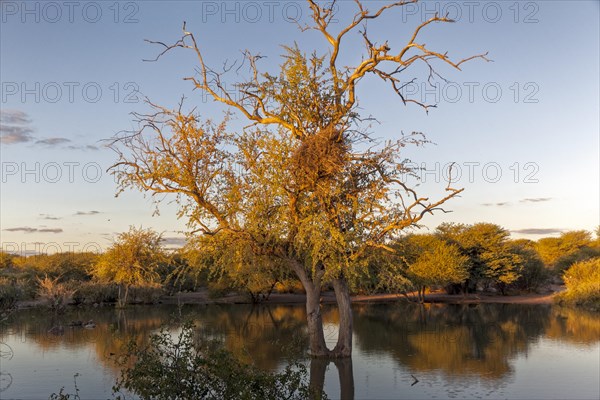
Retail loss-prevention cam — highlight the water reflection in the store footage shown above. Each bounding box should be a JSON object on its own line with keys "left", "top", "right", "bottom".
{"left": 352, "top": 303, "right": 553, "bottom": 379}
{"left": 0, "top": 303, "right": 598, "bottom": 399}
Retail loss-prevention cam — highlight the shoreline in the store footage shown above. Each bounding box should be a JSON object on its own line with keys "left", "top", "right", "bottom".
{"left": 13, "top": 286, "right": 564, "bottom": 309}
{"left": 160, "top": 287, "right": 562, "bottom": 306}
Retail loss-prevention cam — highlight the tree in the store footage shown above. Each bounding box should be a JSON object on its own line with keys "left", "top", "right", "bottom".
{"left": 508, "top": 240, "right": 547, "bottom": 292}
{"left": 536, "top": 230, "right": 600, "bottom": 273}
{"left": 437, "top": 223, "right": 522, "bottom": 294}
{"left": 110, "top": 1, "right": 487, "bottom": 357}
{"left": 93, "top": 227, "right": 166, "bottom": 307}
{"left": 404, "top": 235, "right": 469, "bottom": 302}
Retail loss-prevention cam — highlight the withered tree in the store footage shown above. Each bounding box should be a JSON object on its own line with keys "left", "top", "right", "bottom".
{"left": 110, "top": 0, "right": 488, "bottom": 358}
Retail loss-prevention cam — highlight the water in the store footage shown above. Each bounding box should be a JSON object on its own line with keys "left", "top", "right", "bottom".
{"left": 0, "top": 303, "right": 598, "bottom": 399}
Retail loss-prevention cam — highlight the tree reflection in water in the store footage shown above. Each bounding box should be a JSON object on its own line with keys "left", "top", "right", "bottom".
{"left": 0, "top": 303, "right": 598, "bottom": 398}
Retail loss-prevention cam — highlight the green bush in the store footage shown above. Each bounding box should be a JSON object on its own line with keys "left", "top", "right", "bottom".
{"left": 51, "top": 323, "right": 322, "bottom": 400}
{"left": 0, "top": 278, "right": 21, "bottom": 310}
{"left": 557, "top": 257, "right": 600, "bottom": 311}
{"left": 112, "top": 322, "right": 322, "bottom": 400}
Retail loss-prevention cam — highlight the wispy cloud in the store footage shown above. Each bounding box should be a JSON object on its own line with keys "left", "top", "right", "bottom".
{"left": 0, "top": 110, "right": 35, "bottom": 144}
{"left": 0, "top": 109, "right": 31, "bottom": 125}
{"left": 162, "top": 236, "right": 187, "bottom": 247}
{"left": 520, "top": 198, "right": 552, "bottom": 203}
{"left": 39, "top": 214, "right": 62, "bottom": 220}
{"left": 482, "top": 202, "right": 511, "bottom": 207}
{"left": 4, "top": 227, "right": 38, "bottom": 233}
{"left": 39, "top": 228, "right": 63, "bottom": 233}
{"left": 66, "top": 144, "right": 100, "bottom": 151}
{"left": 0, "top": 124, "right": 35, "bottom": 144}
{"left": 74, "top": 210, "right": 101, "bottom": 216}
{"left": 512, "top": 228, "right": 563, "bottom": 235}
{"left": 36, "top": 137, "right": 72, "bottom": 146}
{"left": 3, "top": 226, "right": 63, "bottom": 234}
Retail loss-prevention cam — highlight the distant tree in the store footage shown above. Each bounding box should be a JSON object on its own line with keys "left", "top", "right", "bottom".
{"left": 536, "top": 230, "right": 599, "bottom": 273}
{"left": 508, "top": 241, "right": 547, "bottom": 292}
{"left": 437, "top": 223, "right": 522, "bottom": 294}
{"left": 93, "top": 227, "right": 166, "bottom": 307}
{"left": 404, "top": 235, "right": 469, "bottom": 302}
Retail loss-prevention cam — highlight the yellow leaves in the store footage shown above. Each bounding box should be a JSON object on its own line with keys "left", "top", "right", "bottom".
{"left": 92, "top": 226, "right": 165, "bottom": 286}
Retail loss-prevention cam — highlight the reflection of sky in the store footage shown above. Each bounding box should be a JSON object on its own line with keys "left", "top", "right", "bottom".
{"left": 1, "top": 339, "right": 116, "bottom": 399}
{"left": 345, "top": 339, "right": 600, "bottom": 399}
{"left": 508, "top": 340, "right": 600, "bottom": 400}
{"left": 1, "top": 1, "right": 599, "bottom": 252}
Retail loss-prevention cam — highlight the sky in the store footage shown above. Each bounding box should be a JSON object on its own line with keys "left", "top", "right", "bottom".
{"left": 1, "top": 0, "right": 598, "bottom": 255}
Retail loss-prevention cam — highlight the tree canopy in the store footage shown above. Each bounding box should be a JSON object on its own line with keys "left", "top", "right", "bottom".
{"left": 109, "top": 0, "right": 488, "bottom": 357}
{"left": 93, "top": 226, "right": 166, "bottom": 306}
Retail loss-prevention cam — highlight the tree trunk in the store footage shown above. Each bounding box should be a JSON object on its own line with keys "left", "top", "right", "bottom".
{"left": 331, "top": 276, "right": 353, "bottom": 358}
{"left": 117, "top": 284, "right": 129, "bottom": 308}
{"left": 289, "top": 259, "right": 330, "bottom": 357}
{"left": 305, "top": 283, "right": 330, "bottom": 357}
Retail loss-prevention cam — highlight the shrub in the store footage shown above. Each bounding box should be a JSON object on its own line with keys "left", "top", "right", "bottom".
{"left": 207, "top": 281, "right": 231, "bottom": 299}
{"left": 36, "top": 275, "right": 76, "bottom": 310}
{"left": 0, "top": 277, "right": 21, "bottom": 311}
{"left": 112, "top": 322, "right": 321, "bottom": 400}
{"left": 557, "top": 258, "right": 600, "bottom": 311}
{"left": 129, "top": 284, "right": 164, "bottom": 304}
{"left": 70, "top": 282, "right": 119, "bottom": 305}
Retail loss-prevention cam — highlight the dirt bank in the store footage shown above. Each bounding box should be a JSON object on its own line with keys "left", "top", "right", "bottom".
{"left": 161, "top": 286, "right": 564, "bottom": 306}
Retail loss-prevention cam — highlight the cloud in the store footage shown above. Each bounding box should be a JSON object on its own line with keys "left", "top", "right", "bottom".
{"left": 0, "top": 109, "right": 31, "bottom": 124}
{"left": 3, "top": 226, "right": 63, "bottom": 234}
{"left": 482, "top": 202, "right": 510, "bottom": 207}
{"left": 0, "top": 124, "right": 35, "bottom": 144}
{"left": 511, "top": 228, "right": 563, "bottom": 235}
{"left": 66, "top": 144, "right": 100, "bottom": 151}
{"left": 38, "top": 228, "right": 63, "bottom": 233}
{"left": 520, "top": 197, "right": 552, "bottom": 203}
{"left": 36, "top": 137, "right": 72, "bottom": 146}
{"left": 39, "top": 214, "right": 62, "bottom": 220}
{"left": 74, "top": 211, "right": 101, "bottom": 216}
{"left": 0, "top": 110, "right": 35, "bottom": 144}
{"left": 162, "top": 236, "right": 187, "bottom": 247}
{"left": 4, "top": 227, "right": 38, "bottom": 233}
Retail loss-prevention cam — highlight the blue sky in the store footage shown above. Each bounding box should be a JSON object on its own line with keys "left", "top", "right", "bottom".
{"left": 1, "top": 0, "right": 598, "bottom": 254}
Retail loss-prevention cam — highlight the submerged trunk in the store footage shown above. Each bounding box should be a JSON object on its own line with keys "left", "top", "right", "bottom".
{"left": 290, "top": 259, "right": 330, "bottom": 357}
{"left": 289, "top": 259, "right": 353, "bottom": 358}
{"left": 331, "top": 276, "right": 353, "bottom": 358}
{"left": 305, "top": 283, "right": 330, "bottom": 357}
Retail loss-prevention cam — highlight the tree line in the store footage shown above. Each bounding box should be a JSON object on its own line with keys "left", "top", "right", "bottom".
{"left": 1, "top": 224, "right": 598, "bottom": 311}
